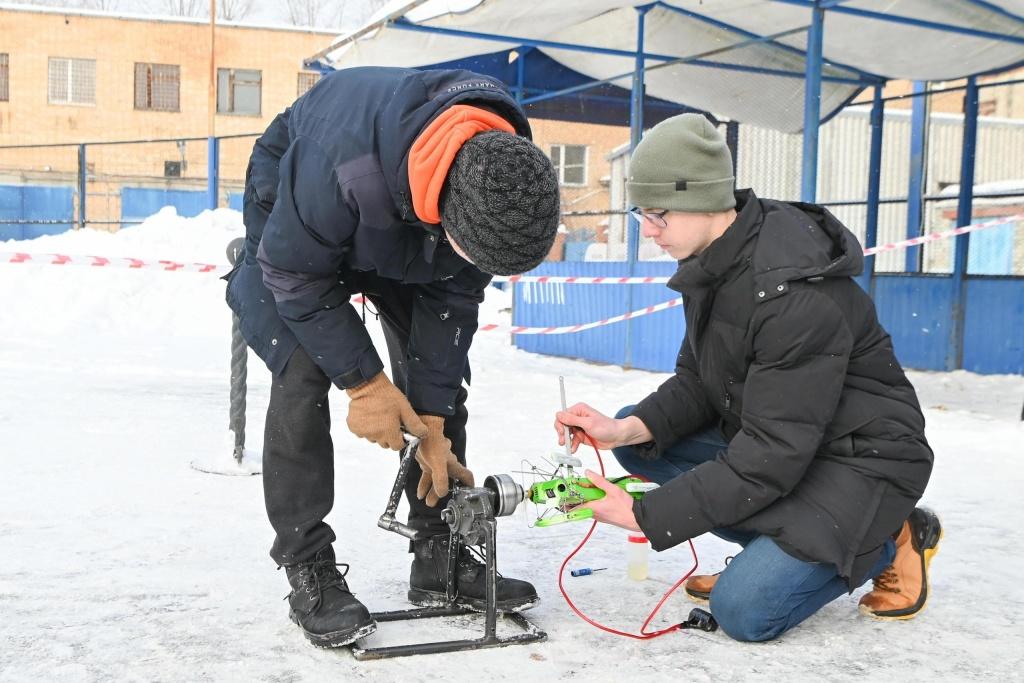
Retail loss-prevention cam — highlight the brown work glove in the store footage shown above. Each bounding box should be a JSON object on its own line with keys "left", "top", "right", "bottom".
{"left": 415, "top": 415, "right": 475, "bottom": 507}
{"left": 345, "top": 372, "right": 428, "bottom": 450}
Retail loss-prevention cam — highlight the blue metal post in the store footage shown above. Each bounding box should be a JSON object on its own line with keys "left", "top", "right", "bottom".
{"left": 514, "top": 46, "right": 527, "bottom": 103}
{"left": 800, "top": 2, "right": 825, "bottom": 202}
{"left": 785, "top": 1, "right": 1024, "bottom": 45}
{"left": 905, "top": 81, "right": 928, "bottom": 273}
{"left": 77, "top": 144, "right": 86, "bottom": 230}
{"left": 725, "top": 121, "right": 740, "bottom": 181}
{"left": 207, "top": 136, "right": 220, "bottom": 210}
{"left": 864, "top": 84, "right": 885, "bottom": 292}
{"left": 950, "top": 76, "right": 978, "bottom": 370}
{"left": 626, "top": 5, "right": 649, "bottom": 268}
{"left": 625, "top": 4, "right": 650, "bottom": 370}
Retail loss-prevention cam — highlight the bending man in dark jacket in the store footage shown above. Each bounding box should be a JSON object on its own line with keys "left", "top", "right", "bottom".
{"left": 226, "top": 66, "right": 559, "bottom": 647}
{"left": 554, "top": 113, "right": 940, "bottom": 642}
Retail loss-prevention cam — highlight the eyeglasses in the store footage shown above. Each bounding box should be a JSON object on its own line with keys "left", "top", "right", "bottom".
{"left": 628, "top": 207, "right": 669, "bottom": 229}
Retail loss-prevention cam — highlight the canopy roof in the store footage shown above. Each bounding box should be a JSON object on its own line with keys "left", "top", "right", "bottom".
{"left": 308, "top": 0, "right": 1024, "bottom": 132}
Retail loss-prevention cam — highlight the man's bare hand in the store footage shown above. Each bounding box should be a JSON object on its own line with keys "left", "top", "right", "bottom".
{"left": 553, "top": 403, "right": 653, "bottom": 452}
{"left": 553, "top": 403, "right": 620, "bottom": 452}
{"left": 573, "top": 469, "right": 641, "bottom": 532}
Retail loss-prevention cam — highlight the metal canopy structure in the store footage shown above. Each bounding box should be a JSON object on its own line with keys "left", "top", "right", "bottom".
{"left": 307, "top": 0, "right": 1023, "bottom": 250}
{"left": 309, "top": 1, "right": 1023, "bottom": 175}
{"left": 304, "top": 0, "right": 1024, "bottom": 374}
{"left": 412, "top": 47, "right": 711, "bottom": 128}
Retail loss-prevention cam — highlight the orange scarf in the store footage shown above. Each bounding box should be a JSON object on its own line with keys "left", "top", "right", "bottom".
{"left": 408, "top": 104, "right": 516, "bottom": 224}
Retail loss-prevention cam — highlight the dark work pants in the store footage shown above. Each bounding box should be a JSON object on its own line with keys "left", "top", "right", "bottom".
{"left": 263, "top": 272, "right": 469, "bottom": 567}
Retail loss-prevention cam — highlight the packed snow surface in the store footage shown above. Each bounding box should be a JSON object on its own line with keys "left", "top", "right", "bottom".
{"left": 1, "top": 208, "right": 1022, "bottom": 681}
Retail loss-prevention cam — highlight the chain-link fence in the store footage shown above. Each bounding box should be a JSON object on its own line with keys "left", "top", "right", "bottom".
{"left": 892, "top": 80, "right": 1024, "bottom": 276}
{"left": 739, "top": 80, "right": 1024, "bottom": 275}
{"left": 0, "top": 133, "right": 258, "bottom": 240}
{"left": 590, "top": 81, "right": 1023, "bottom": 274}
{"left": 1, "top": 81, "right": 1021, "bottom": 277}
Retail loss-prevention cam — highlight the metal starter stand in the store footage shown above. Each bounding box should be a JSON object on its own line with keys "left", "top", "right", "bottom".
{"left": 350, "top": 438, "right": 546, "bottom": 660}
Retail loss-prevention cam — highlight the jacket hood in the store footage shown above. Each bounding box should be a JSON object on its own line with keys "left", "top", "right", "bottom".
{"left": 752, "top": 197, "right": 864, "bottom": 302}
{"left": 669, "top": 190, "right": 864, "bottom": 301}
{"left": 375, "top": 69, "right": 531, "bottom": 222}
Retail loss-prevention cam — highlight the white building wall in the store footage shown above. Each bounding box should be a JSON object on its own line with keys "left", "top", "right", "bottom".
{"left": 608, "top": 108, "right": 1024, "bottom": 273}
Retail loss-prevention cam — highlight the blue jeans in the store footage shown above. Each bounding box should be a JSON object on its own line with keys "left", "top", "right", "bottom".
{"left": 611, "top": 406, "right": 897, "bottom": 642}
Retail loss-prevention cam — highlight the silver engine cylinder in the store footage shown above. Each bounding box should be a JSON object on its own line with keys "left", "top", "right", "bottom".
{"left": 483, "top": 474, "right": 525, "bottom": 517}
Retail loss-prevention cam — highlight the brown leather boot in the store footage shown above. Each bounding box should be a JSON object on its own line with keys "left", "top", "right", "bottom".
{"left": 859, "top": 508, "right": 942, "bottom": 620}
{"left": 684, "top": 557, "right": 732, "bottom": 603}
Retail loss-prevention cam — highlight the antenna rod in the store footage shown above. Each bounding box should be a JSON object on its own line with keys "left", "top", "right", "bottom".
{"left": 559, "top": 376, "right": 573, "bottom": 459}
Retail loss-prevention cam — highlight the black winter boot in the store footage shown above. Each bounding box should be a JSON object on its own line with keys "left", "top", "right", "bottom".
{"left": 409, "top": 535, "right": 539, "bottom": 612}
{"left": 284, "top": 546, "right": 376, "bottom": 647}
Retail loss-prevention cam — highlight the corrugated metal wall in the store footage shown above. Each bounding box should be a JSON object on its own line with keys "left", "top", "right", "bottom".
{"left": 120, "top": 187, "right": 208, "bottom": 226}
{"left": 962, "top": 278, "right": 1024, "bottom": 374}
{"left": 514, "top": 266, "right": 1024, "bottom": 374}
{"left": 117, "top": 187, "right": 244, "bottom": 226}
{"left": 0, "top": 184, "right": 74, "bottom": 241}
{"left": 513, "top": 261, "right": 681, "bottom": 371}
{"left": 871, "top": 275, "right": 954, "bottom": 370}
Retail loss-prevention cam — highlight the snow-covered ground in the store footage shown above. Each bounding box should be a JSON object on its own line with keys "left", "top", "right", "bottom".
{"left": 1, "top": 209, "right": 1022, "bottom": 682}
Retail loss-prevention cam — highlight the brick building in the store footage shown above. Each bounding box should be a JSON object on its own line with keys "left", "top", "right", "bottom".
{"left": 0, "top": 4, "right": 341, "bottom": 232}
{"left": 1, "top": 3, "right": 1019, "bottom": 256}
{"left": 0, "top": 3, "right": 629, "bottom": 247}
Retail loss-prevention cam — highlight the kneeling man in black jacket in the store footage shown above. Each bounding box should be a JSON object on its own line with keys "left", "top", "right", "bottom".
{"left": 554, "top": 113, "right": 940, "bottom": 642}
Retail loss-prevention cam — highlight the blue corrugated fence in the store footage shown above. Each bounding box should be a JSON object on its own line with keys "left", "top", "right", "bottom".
{"left": 512, "top": 263, "right": 1023, "bottom": 375}
{"left": 0, "top": 184, "right": 74, "bottom": 241}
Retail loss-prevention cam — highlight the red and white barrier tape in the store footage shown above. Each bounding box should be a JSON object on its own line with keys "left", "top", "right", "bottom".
{"left": 3, "top": 213, "right": 1019, "bottom": 336}
{"left": 479, "top": 298, "right": 683, "bottom": 335}
{"left": 864, "top": 212, "right": 1022, "bottom": 255}
{"left": 495, "top": 274, "right": 668, "bottom": 285}
{"left": 3, "top": 213, "right": 1019, "bottom": 279}
{"left": 0, "top": 252, "right": 226, "bottom": 273}
{"left": 492, "top": 213, "right": 1024, "bottom": 284}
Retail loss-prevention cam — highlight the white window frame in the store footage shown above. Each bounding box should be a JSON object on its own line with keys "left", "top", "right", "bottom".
{"left": 550, "top": 143, "right": 588, "bottom": 187}
{"left": 217, "top": 67, "right": 262, "bottom": 116}
{"left": 48, "top": 57, "right": 96, "bottom": 106}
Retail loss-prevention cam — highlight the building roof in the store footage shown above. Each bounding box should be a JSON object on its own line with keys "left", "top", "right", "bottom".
{"left": 0, "top": 2, "right": 344, "bottom": 35}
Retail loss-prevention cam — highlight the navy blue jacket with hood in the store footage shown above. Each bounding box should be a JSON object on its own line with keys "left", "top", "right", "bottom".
{"left": 225, "top": 67, "right": 531, "bottom": 415}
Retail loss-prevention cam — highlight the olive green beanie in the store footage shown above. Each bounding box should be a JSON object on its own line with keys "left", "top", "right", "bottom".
{"left": 626, "top": 113, "right": 736, "bottom": 213}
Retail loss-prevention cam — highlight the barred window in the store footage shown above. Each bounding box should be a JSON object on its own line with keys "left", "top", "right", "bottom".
{"left": 135, "top": 63, "right": 180, "bottom": 112}
{"left": 297, "top": 71, "right": 320, "bottom": 98}
{"left": 48, "top": 57, "right": 96, "bottom": 105}
{"left": 550, "top": 144, "right": 587, "bottom": 186}
{"left": 0, "top": 54, "right": 8, "bottom": 102}
{"left": 217, "top": 67, "right": 261, "bottom": 115}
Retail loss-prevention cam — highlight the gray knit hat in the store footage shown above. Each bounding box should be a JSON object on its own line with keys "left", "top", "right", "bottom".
{"left": 626, "top": 113, "right": 736, "bottom": 212}
{"left": 441, "top": 131, "right": 560, "bottom": 276}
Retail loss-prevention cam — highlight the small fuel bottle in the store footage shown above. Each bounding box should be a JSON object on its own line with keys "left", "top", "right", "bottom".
{"left": 627, "top": 534, "right": 650, "bottom": 581}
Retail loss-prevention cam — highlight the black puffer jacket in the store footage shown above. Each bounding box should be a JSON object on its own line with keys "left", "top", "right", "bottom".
{"left": 631, "top": 190, "right": 933, "bottom": 585}
{"left": 224, "top": 67, "right": 531, "bottom": 414}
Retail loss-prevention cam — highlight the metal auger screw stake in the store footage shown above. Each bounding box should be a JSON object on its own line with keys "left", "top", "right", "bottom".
{"left": 226, "top": 237, "right": 247, "bottom": 464}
